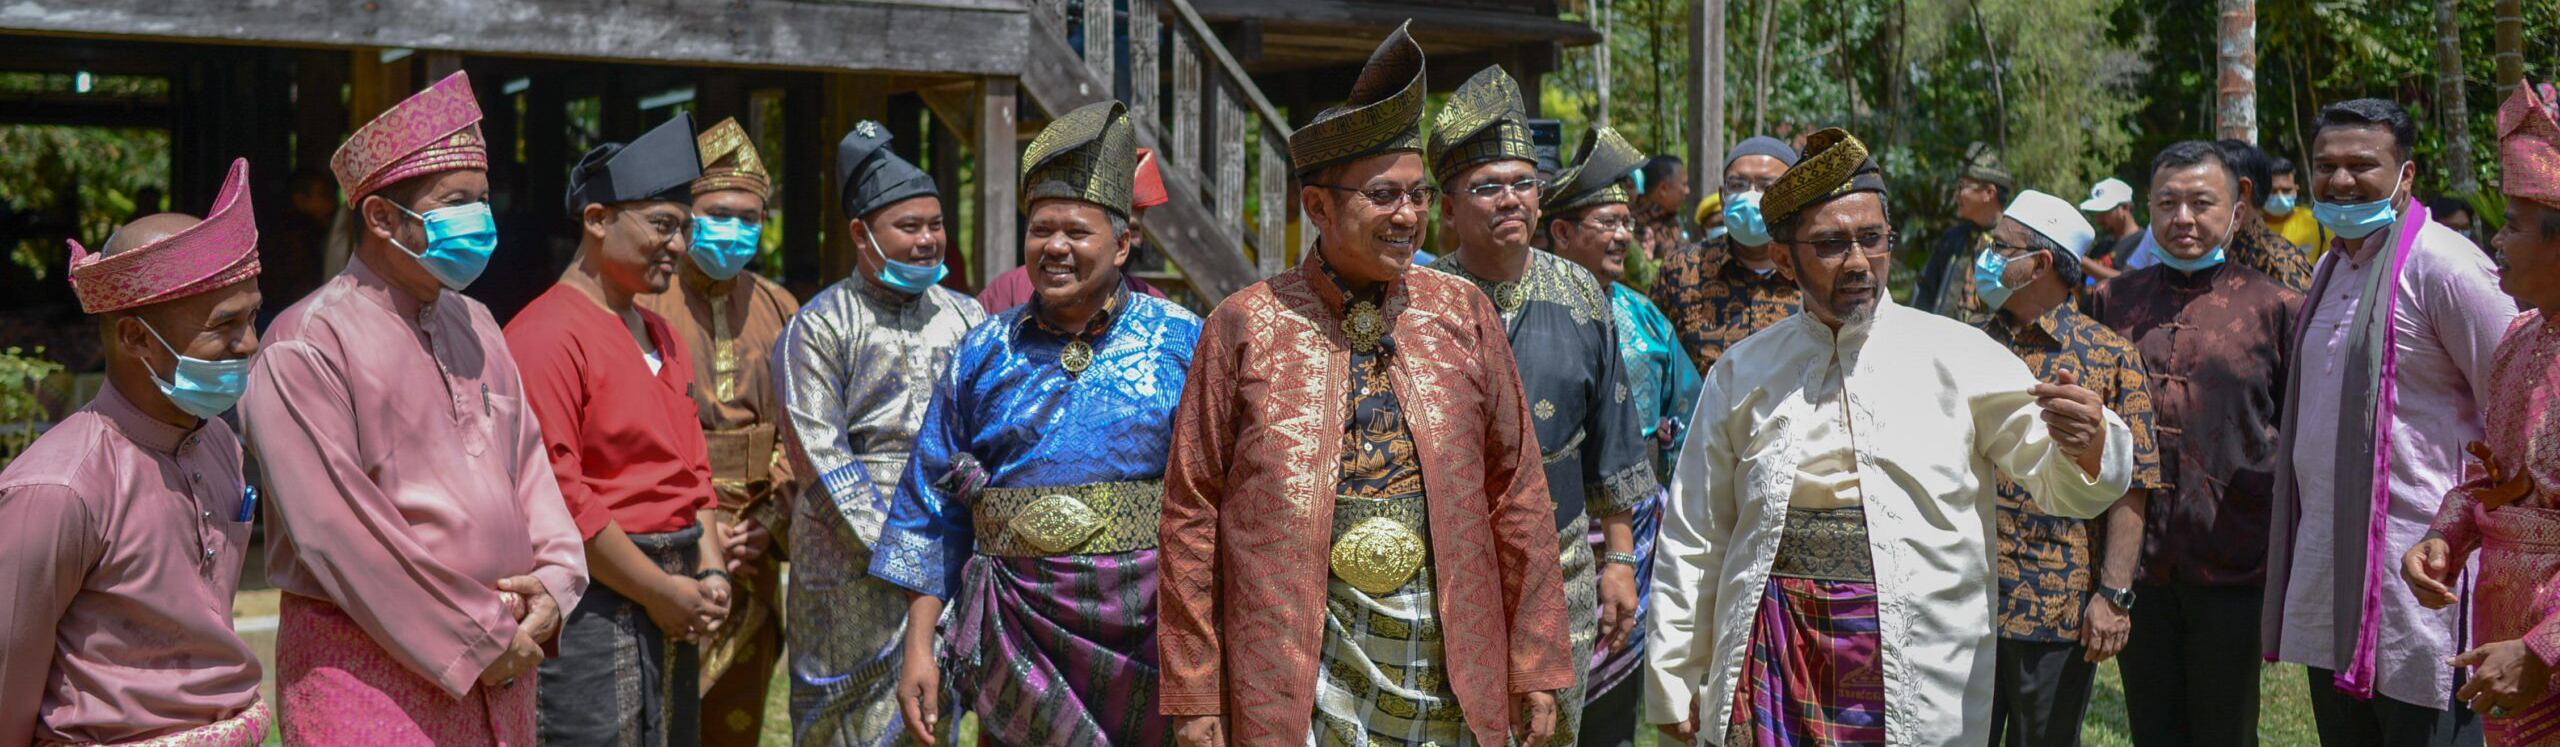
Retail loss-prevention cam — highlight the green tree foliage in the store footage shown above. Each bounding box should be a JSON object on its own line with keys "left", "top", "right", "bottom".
{"left": 0, "top": 73, "right": 172, "bottom": 281}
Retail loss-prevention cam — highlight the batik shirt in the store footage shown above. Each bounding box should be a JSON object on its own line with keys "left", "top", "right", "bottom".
{"left": 1932, "top": 231, "right": 1995, "bottom": 327}
{"left": 1609, "top": 283, "right": 1703, "bottom": 469}
{"left": 1647, "top": 237, "right": 1801, "bottom": 375}
{"left": 2228, "top": 221, "right": 2315, "bottom": 293}
{"left": 1428, "top": 250, "right": 1658, "bottom": 525}
{"left": 1980, "top": 304, "right": 2165, "bottom": 643}
{"left": 870, "top": 289, "right": 1200, "bottom": 598}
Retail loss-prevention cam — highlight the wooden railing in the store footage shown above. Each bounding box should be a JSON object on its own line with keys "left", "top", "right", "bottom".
{"left": 1021, "top": 0, "right": 1294, "bottom": 302}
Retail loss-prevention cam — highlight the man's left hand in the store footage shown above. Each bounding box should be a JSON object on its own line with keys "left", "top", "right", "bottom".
{"left": 2453, "top": 639, "right": 2553, "bottom": 718}
{"left": 2031, "top": 369, "right": 2107, "bottom": 459}
{"left": 2081, "top": 594, "right": 2130, "bottom": 662}
{"left": 1598, "top": 563, "right": 1640, "bottom": 652}
{"left": 1512, "top": 690, "right": 1557, "bottom": 746}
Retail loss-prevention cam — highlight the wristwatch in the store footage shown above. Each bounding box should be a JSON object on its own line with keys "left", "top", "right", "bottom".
{"left": 2096, "top": 586, "right": 2137, "bottom": 611}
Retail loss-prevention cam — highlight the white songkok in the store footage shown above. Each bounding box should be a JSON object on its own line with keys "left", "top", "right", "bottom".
{"left": 2004, "top": 189, "right": 2097, "bottom": 259}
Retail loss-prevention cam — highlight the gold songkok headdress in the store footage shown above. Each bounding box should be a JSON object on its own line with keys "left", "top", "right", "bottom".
{"left": 1022, "top": 100, "right": 1139, "bottom": 218}
{"left": 1763, "top": 128, "right": 1886, "bottom": 226}
{"left": 1430, "top": 65, "right": 1534, "bottom": 185}
{"left": 692, "top": 117, "right": 771, "bottom": 200}
{"left": 1542, "top": 127, "right": 1646, "bottom": 215}
{"left": 1289, "top": 20, "right": 1427, "bottom": 179}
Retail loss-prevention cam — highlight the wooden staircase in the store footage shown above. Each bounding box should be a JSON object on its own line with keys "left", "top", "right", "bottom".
{"left": 1010, "top": 0, "right": 1295, "bottom": 304}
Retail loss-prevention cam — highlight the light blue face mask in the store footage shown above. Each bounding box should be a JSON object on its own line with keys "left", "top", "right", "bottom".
{"left": 138, "top": 319, "right": 249, "bottom": 419}
{"left": 1704, "top": 225, "right": 1729, "bottom": 242}
{"left": 2159, "top": 245, "right": 2227, "bottom": 272}
{"left": 391, "top": 201, "right": 498, "bottom": 289}
{"left": 1973, "top": 247, "right": 2021, "bottom": 310}
{"left": 1723, "top": 190, "right": 1772, "bottom": 246}
{"left": 688, "top": 215, "right": 763, "bottom": 280}
{"left": 2311, "top": 176, "right": 2405, "bottom": 240}
{"left": 2263, "top": 193, "right": 2297, "bottom": 217}
{"left": 864, "top": 223, "right": 948, "bottom": 295}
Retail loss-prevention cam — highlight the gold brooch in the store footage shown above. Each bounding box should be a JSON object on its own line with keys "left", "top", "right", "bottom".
{"left": 1343, "top": 301, "right": 1386, "bottom": 353}
{"left": 1493, "top": 282, "right": 1524, "bottom": 312}
{"left": 1331, "top": 516, "right": 1428, "bottom": 595}
{"left": 1010, "top": 493, "right": 1104, "bottom": 554}
{"left": 1061, "top": 340, "right": 1094, "bottom": 375}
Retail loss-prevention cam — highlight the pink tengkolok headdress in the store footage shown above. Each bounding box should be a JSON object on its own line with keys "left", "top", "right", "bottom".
{"left": 331, "top": 71, "right": 487, "bottom": 207}
{"left": 67, "top": 157, "right": 261, "bottom": 313}
{"left": 2498, "top": 79, "right": 2560, "bottom": 209}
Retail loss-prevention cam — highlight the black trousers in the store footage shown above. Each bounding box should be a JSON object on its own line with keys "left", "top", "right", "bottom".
{"left": 1576, "top": 670, "right": 1643, "bottom": 747}
{"left": 1991, "top": 637, "right": 2097, "bottom": 747}
{"left": 2305, "top": 666, "right": 2484, "bottom": 747}
{"left": 2118, "top": 582, "right": 2263, "bottom": 747}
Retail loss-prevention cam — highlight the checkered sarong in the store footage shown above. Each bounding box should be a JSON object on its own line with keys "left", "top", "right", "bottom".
{"left": 1310, "top": 495, "right": 1473, "bottom": 747}
{"left": 1724, "top": 578, "right": 1887, "bottom": 746}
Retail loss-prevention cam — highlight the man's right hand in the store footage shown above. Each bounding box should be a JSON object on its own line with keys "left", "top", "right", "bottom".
{"left": 1656, "top": 698, "right": 1701, "bottom": 744}
{"left": 2402, "top": 536, "right": 2461, "bottom": 609}
{"left": 642, "top": 575, "right": 713, "bottom": 642}
{"left": 1173, "top": 715, "right": 1225, "bottom": 747}
{"left": 896, "top": 644, "right": 943, "bottom": 745}
{"left": 476, "top": 626, "right": 545, "bottom": 689}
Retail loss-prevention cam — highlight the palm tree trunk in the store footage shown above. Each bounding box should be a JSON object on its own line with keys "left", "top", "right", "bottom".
{"left": 1751, "top": 0, "right": 1776, "bottom": 134}
{"left": 2437, "top": 0, "right": 2479, "bottom": 195}
{"left": 2216, "top": 0, "right": 2257, "bottom": 143}
{"left": 2495, "top": 0, "right": 2524, "bottom": 98}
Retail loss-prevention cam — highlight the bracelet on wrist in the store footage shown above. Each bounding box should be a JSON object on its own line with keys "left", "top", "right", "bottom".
{"left": 1604, "top": 551, "right": 1642, "bottom": 568}
{"left": 694, "top": 569, "right": 729, "bottom": 582}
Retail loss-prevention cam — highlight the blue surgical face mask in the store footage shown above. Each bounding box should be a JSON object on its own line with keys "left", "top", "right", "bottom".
{"left": 864, "top": 222, "right": 948, "bottom": 295}
{"left": 2158, "top": 212, "right": 2236, "bottom": 273}
{"left": 1704, "top": 225, "right": 1729, "bottom": 242}
{"left": 1723, "top": 190, "right": 1772, "bottom": 246}
{"left": 391, "top": 201, "right": 498, "bottom": 289}
{"left": 688, "top": 216, "right": 763, "bottom": 280}
{"left": 2263, "top": 193, "right": 2297, "bottom": 217}
{"left": 2310, "top": 174, "right": 2406, "bottom": 240}
{"left": 1973, "top": 247, "right": 2021, "bottom": 310}
{"left": 138, "top": 319, "right": 249, "bottom": 419}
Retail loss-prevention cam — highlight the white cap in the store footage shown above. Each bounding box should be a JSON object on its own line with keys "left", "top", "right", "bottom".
{"left": 2078, "top": 178, "right": 2134, "bottom": 212}
{"left": 2005, "top": 189, "right": 2098, "bottom": 259}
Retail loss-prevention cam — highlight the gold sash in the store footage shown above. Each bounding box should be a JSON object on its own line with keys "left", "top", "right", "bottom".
{"left": 972, "top": 480, "right": 1163, "bottom": 556}
{"left": 1769, "top": 507, "right": 1875, "bottom": 582}
{"left": 703, "top": 423, "right": 778, "bottom": 495}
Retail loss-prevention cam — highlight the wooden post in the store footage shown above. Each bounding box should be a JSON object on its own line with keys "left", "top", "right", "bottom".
{"left": 2216, "top": 0, "right": 2257, "bottom": 143}
{"left": 975, "top": 76, "right": 1020, "bottom": 289}
{"left": 1691, "top": 0, "right": 1723, "bottom": 193}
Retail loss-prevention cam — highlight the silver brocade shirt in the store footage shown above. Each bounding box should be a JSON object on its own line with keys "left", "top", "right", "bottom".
{"left": 774, "top": 277, "right": 986, "bottom": 554}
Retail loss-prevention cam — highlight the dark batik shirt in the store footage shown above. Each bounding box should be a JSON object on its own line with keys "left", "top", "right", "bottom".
{"left": 2089, "top": 262, "right": 2301, "bottom": 587}
{"left": 1981, "top": 303, "right": 2167, "bottom": 642}
{"left": 1647, "top": 237, "right": 1802, "bottom": 375}
{"left": 1428, "top": 250, "right": 1659, "bottom": 526}
{"left": 1933, "top": 230, "right": 1996, "bottom": 328}
{"left": 2228, "top": 221, "right": 2314, "bottom": 293}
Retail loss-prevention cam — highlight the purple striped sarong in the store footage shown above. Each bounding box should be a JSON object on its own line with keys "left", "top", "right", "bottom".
{"left": 1725, "top": 578, "right": 1887, "bottom": 747}
{"left": 943, "top": 550, "right": 1167, "bottom": 747}
{"left": 1585, "top": 492, "right": 1662, "bottom": 699}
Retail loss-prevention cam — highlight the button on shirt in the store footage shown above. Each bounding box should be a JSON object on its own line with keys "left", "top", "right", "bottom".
{"left": 0, "top": 384, "right": 261, "bottom": 747}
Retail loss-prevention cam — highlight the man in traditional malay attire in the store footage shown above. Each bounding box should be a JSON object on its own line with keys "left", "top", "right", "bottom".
{"left": 1643, "top": 128, "right": 2137, "bottom": 746}
{"left": 1158, "top": 23, "right": 1574, "bottom": 747}
{"left": 0, "top": 159, "right": 268, "bottom": 747}
{"left": 871, "top": 100, "right": 1197, "bottom": 747}
{"left": 634, "top": 116, "right": 799, "bottom": 747}
{"left": 1425, "top": 65, "right": 1660, "bottom": 743}
{"left": 508, "top": 112, "right": 729, "bottom": 747}
{"left": 2399, "top": 81, "right": 2560, "bottom": 744}
{"left": 1648, "top": 136, "right": 1802, "bottom": 375}
{"left": 1916, "top": 141, "right": 2012, "bottom": 320}
{"left": 2264, "top": 99, "right": 2518, "bottom": 747}
{"left": 1971, "top": 191, "right": 2164, "bottom": 746}
{"left": 775, "top": 119, "right": 986, "bottom": 747}
{"left": 244, "top": 71, "right": 588, "bottom": 746}
{"left": 973, "top": 146, "right": 1170, "bottom": 312}
{"left": 1543, "top": 135, "right": 1705, "bottom": 747}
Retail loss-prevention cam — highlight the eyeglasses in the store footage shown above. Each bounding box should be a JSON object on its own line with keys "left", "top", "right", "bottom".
{"left": 1784, "top": 231, "right": 1894, "bottom": 259}
{"left": 1985, "top": 239, "right": 2037, "bottom": 257}
{"left": 1463, "top": 178, "right": 1543, "bottom": 199}
{"left": 1318, "top": 184, "right": 1440, "bottom": 209}
{"left": 1580, "top": 216, "right": 1637, "bottom": 234}
{"left": 622, "top": 209, "right": 689, "bottom": 244}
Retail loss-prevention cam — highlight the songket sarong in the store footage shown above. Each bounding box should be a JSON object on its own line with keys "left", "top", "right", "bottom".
{"left": 1312, "top": 494, "right": 1475, "bottom": 747}
{"left": 699, "top": 498, "right": 785, "bottom": 746}
{"left": 280, "top": 594, "right": 536, "bottom": 746}
{"left": 1725, "top": 508, "right": 1886, "bottom": 747}
{"left": 1586, "top": 492, "right": 1662, "bottom": 698}
{"left": 2475, "top": 505, "right": 2560, "bottom": 745}
{"left": 1556, "top": 511, "right": 1598, "bottom": 743}
{"left": 788, "top": 466, "right": 917, "bottom": 747}
{"left": 538, "top": 525, "right": 702, "bottom": 747}
{"left": 44, "top": 701, "right": 273, "bottom": 747}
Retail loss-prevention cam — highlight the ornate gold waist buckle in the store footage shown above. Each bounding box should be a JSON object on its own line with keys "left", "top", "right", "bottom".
{"left": 973, "top": 480, "right": 1164, "bottom": 557}
{"left": 1330, "top": 495, "right": 1430, "bottom": 595}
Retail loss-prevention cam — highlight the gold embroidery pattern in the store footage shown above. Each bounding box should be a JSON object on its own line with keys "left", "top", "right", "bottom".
{"left": 1770, "top": 507, "right": 1877, "bottom": 582}
{"left": 972, "top": 480, "right": 1164, "bottom": 556}
{"left": 1330, "top": 496, "right": 1431, "bottom": 595}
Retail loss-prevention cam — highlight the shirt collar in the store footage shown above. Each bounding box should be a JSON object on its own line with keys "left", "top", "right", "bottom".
{"left": 345, "top": 254, "right": 436, "bottom": 321}
{"left": 1026, "top": 282, "right": 1132, "bottom": 343}
{"left": 91, "top": 380, "right": 194, "bottom": 455}
{"left": 1990, "top": 302, "right": 2073, "bottom": 348}
{"left": 1299, "top": 242, "right": 1406, "bottom": 315}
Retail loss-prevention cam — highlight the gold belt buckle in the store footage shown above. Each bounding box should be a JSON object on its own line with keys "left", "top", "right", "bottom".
{"left": 1010, "top": 493, "right": 1105, "bottom": 554}
{"left": 1330, "top": 516, "right": 1426, "bottom": 595}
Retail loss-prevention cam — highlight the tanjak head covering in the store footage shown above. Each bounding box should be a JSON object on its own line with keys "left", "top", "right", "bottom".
{"left": 1289, "top": 20, "right": 1427, "bottom": 180}
{"left": 1430, "top": 65, "right": 1535, "bottom": 185}
{"left": 69, "top": 158, "right": 261, "bottom": 313}
{"left": 1764, "top": 128, "right": 1887, "bottom": 227}
{"left": 837, "top": 120, "right": 939, "bottom": 220}
{"left": 566, "top": 111, "right": 704, "bottom": 218}
{"left": 1543, "top": 126, "right": 1647, "bottom": 215}
{"left": 1022, "top": 100, "right": 1139, "bottom": 219}
{"left": 1961, "top": 140, "right": 2015, "bottom": 190}
{"left": 2499, "top": 79, "right": 2560, "bottom": 210}
{"left": 692, "top": 116, "right": 772, "bottom": 201}
{"left": 332, "top": 71, "right": 487, "bottom": 208}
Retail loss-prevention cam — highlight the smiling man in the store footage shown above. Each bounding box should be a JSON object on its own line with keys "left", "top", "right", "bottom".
{"left": 1424, "top": 67, "right": 1659, "bottom": 745}
{"left": 1158, "top": 22, "right": 1573, "bottom": 747}
{"left": 0, "top": 160, "right": 268, "bottom": 747}
{"left": 872, "top": 101, "right": 1199, "bottom": 747}
{"left": 774, "top": 119, "right": 987, "bottom": 747}
{"left": 1644, "top": 128, "right": 2136, "bottom": 746}
{"left": 507, "top": 111, "right": 728, "bottom": 747}
{"left": 2263, "top": 99, "right": 2518, "bottom": 747}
